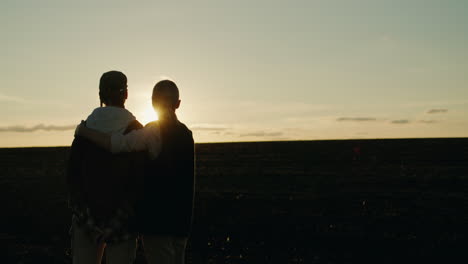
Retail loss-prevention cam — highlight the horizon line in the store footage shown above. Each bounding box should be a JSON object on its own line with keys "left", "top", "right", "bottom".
{"left": 1, "top": 136, "right": 467, "bottom": 149}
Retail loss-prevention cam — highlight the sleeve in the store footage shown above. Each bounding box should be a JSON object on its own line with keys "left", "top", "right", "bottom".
{"left": 110, "top": 122, "right": 162, "bottom": 160}
{"left": 67, "top": 136, "right": 86, "bottom": 207}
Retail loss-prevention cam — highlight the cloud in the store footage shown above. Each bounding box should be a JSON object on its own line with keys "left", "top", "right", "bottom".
{"left": 355, "top": 132, "right": 369, "bottom": 135}
{"left": 402, "top": 100, "right": 468, "bottom": 108}
{"left": 427, "top": 109, "right": 448, "bottom": 114}
{"left": 0, "top": 93, "right": 27, "bottom": 103}
{"left": 190, "top": 124, "right": 229, "bottom": 131}
{"left": 336, "top": 117, "right": 377, "bottom": 122}
{"left": 0, "top": 93, "right": 71, "bottom": 108}
{"left": 391, "top": 120, "right": 410, "bottom": 124}
{"left": 0, "top": 124, "right": 75, "bottom": 132}
{"left": 240, "top": 131, "right": 283, "bottom": 137}
{"left": 419, "top": 120, "right": 438, "bottom": 124}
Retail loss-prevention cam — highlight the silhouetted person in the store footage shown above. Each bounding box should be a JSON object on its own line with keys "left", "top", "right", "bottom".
{"left": 67, "top": 71, "right": 145, "bottom": 264}
{"left": 76, "top": 80, "right": 195, "bottom": 264}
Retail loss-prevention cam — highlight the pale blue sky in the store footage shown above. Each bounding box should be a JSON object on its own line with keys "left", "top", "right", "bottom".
{"left": 1, "top": 0, "right": 467, "bottom": 147}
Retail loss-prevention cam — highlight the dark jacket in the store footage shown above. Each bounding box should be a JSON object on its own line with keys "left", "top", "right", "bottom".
{"left": 136, "top": 120, "right": 195, "bottom": 237}
{"left": 67, "top": 120, "right": 145, "bottom": 228}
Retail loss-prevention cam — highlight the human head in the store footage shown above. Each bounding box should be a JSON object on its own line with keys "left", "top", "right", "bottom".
{"left": 99, "top": 71, "right": 128, "bottom": 107}
{"left": 152, "top": 80, "right": 181, "bottom": 116}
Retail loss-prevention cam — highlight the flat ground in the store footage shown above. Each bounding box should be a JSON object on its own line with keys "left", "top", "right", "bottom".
{"left": 1, "top": 138, "right": 467, "bottom": 263}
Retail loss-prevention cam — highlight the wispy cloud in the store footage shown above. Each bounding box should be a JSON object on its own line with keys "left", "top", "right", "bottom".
{"left": 391, "top": 120, "right": 410, "bottom": 124}
{"left": 190, "top": 124, "right": 229, "bottom": 131}
{"left": 240, "top": 131, "right": 283, "bottom": 137}
{"left": 0, "top": 93, "right": 27, "bottom": 103}
{"left": 0, "top": 124, "right": 75, "bottom": 132}
{"left": 336, "top": 117, "right": 377, "bottom": 122}
{"left": 353, "top": 133, "right": 369, "bottom": 138}
{"left": 427, "top": 109, "right": 448, "bottom": 114}
{"left": 419, "top": 120, "right": 438, "bottom": 124}
{"left": 0, "top": 92, "right": 71, "bottom": 108}
{"left": 402, "top": 100, "right": 468, "bottom": 108}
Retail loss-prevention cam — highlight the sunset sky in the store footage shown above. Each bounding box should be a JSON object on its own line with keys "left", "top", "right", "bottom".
{"left": 1, "top": 0, "right": 467, "bottom": 147}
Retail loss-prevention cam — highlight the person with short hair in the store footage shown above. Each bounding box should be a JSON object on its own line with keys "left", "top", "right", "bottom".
{"left": 76, "top": 80, "right": 195, "bottom": 264}
{"left": 68, "top": 71, "right": 145, "bottom": 264}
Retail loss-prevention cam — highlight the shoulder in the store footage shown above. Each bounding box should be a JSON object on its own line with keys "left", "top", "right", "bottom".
{"left": 89, "top": 107, "right": 103, "bottom": 115}
{"left": 177, "top": 121, "right": 191, "bottom": 133}
{"left": 124, "top": 120, "right": 144, "bottom": 134}
{"left": 87, "top": 106, "right": 110, "bottom": 118}
{"left": 144, "top": 121, "right": 162, "bottom": 132}
{"left": 177, "top": 121, "right": 194, "bottom": 142}
{"left": 145, "top": 121, "right": 159, "bottom": 128}
{"left": 85, "top": 107, "right": 102, "bottom": 121}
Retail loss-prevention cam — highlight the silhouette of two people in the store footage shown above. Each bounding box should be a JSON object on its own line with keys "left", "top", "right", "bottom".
{"left": 68, "top": 71, "right": 195, "bottom": 264}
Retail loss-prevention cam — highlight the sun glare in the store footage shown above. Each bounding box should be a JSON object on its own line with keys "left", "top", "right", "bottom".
{"left": 139, "top": 106, "right": 158, "bottom": 125}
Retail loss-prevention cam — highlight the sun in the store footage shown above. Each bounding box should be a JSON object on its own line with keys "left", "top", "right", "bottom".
{"left": 139, "top": 106, "right": 158, "bottom": 125}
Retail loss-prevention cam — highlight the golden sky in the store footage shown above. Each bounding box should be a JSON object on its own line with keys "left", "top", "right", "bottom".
{"left": 1, "top": 0, "right": 467, "bottom": 147}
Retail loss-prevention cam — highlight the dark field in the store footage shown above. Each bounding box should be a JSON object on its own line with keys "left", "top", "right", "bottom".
{"left": 1, "top": 138, "right": 467, "bottom": 263}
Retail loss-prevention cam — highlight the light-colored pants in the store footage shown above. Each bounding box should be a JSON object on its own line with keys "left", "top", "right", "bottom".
{"left": 142, "top": 235, "right": 188, "bottom": 264}
{"left": 71, "top": 221, "right": 137, "bottom": 264}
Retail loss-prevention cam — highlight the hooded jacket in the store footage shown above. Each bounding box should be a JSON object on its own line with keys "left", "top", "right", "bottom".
{"left": 67, "top": 106, "right": 145, "bottom": 243}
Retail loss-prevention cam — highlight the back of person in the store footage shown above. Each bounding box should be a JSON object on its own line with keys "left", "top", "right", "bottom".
{"left": 83, "top": 107, "right": 144, "bottom": 223}
{"left": 137, "top": 119, "right": 195, "bottom": 237}
{"left": 67, "top": 70, "right": 145, "bottom": 264}
{"left": 69, "top": 106, "right": 145, "bottom": 241}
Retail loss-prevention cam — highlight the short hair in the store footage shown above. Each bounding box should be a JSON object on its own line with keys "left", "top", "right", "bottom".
{"left": 99, "top": 71, "right": 127, "bottom": 106}
{"left": 152, "top": 80, "right": 179, "bottom": 106}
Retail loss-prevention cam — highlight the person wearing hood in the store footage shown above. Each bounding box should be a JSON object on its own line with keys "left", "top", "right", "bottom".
{"left": 67, "top": 71, "right": 145, "bottom": 264}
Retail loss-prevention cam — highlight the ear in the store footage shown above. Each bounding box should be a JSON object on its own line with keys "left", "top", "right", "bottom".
{"left": 175, "top": 99, "right": 181, "bottom": 109}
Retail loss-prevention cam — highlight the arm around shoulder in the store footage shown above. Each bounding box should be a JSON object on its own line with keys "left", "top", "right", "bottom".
{"left": 110, "top": 122, "right": 162, "bottom": 159}
{"left": 76, "top": 122, "right": 112, "bottom": 151}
